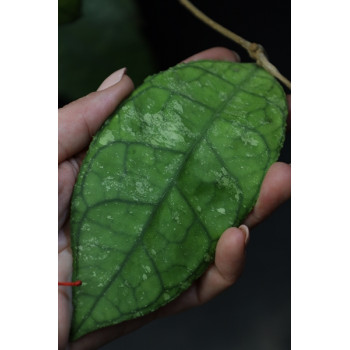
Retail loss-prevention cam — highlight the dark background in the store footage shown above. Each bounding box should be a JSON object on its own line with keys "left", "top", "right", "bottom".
{"left": 136, "top": 0, "right": 290, "bottom": 86}
{"left": 59, "top": 0, "right": 291, "bottom": 349}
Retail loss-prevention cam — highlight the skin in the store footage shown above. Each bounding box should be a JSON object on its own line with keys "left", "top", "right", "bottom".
{"left": 58, "top": 47, "right": 291, "bottom": 350}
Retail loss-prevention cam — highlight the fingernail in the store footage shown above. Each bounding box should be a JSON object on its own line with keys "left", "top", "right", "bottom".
{"left": 113, "top": 67, "right": 127, "bottom": 84}
{"left": 232, "top": 51, "right": 241, "bottom": 62}
{"left": 98, "top": 67, "right": 127, "bottom": 91}
{"left": 239, "top": 224, "right": 250, "bottom": 245}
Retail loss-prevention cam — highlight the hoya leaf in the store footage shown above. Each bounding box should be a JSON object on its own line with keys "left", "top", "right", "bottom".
{"left": 70, "top": 60, "right": 287, "bottom": 340}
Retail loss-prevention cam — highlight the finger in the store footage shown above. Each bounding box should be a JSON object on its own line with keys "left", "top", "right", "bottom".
{"left": 58, "top": 248, "right": 73, "bottom": 349}
{"left": 158, "top": 226, "right": 248, "bottom": 318}
{"left": 58, "top": 70, "right": 134, "bottom": 163}
{"left": 287, "top": 94, "right": 291, "bottom": 131}
{"left": 244, "top": 162, "right": 291, "bottom": 228}
{"left": 97, "top": 67, "right": 127, "bottom": 91}
{"left": 195, "top": 226, "right": 248, "bottom": 304}
{"left": 182, "top": 46, "right": 240, "bottom": 63}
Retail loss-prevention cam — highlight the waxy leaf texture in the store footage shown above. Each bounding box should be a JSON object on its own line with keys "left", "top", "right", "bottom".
{"left": 70, "top": 61, "right": 287, "bottom": 340}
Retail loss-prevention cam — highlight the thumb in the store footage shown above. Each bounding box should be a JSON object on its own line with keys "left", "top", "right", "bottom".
{"left": 58, "top": 68, "right": 134, "bottom": 163}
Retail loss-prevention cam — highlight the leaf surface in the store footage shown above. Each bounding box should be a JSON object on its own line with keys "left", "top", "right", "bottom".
{"left": 70, "top": 61, "right": 287, "bottom": 340}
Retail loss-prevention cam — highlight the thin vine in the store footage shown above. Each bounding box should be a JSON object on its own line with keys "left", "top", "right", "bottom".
{"left": 179, "top": 0, "right": 291, "bottom": 90}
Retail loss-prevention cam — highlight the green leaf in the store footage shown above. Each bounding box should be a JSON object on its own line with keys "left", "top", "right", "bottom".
{"left": 70, "top": 60, "right": 287, "bottom": 340}
{"left": 58, "top": 0, "right": 81, "bottom": 25}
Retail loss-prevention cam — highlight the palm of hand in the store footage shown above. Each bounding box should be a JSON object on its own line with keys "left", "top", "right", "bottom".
{"left": 58, "top": 47, "right": 290, "bottom": 350}
{"left": 58, "top": 155, "right": 83, "bottom": 347}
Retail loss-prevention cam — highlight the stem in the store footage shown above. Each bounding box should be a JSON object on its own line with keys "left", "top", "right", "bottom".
{"left": 179, "top": 0, "right": 291, "bottom": 90}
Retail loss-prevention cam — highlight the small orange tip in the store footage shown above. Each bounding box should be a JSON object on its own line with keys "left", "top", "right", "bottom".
{"left": 58, "top": 280, "right": 82, "bottom": 287}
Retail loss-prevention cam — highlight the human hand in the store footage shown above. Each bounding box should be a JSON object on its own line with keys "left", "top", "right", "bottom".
{"left": 58, "top": 67, "right": 134, "bottom": 348}
{"left": 58, "top": 47, "right": 291, "bottom": 350}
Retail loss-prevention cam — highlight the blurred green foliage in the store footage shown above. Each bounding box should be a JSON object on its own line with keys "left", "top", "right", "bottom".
{"left": 58, "top": 0, "right": 81, "bottom": 24}
{"left": 59, "top": 0, "right": 155, "bottom": 102}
